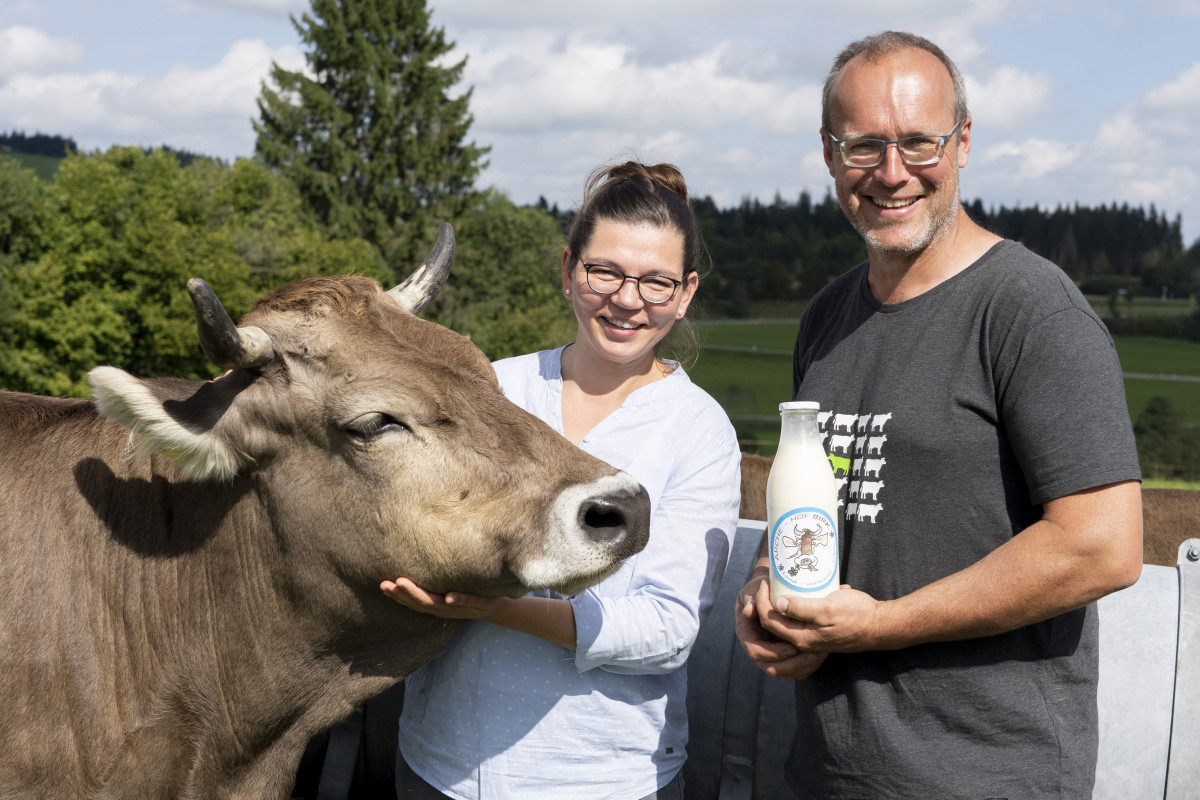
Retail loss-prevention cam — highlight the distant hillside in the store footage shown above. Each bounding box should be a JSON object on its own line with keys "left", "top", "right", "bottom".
{"left": 1, "top": 129, "right": 220, "bottom": 178}
{"left": 0, "top": 130, "right": 77, "bottom": 157}
{"left": 0, "top": 151, "right": 61, "bottom": 181}
{"left": 0, "top": 131, "right": 73, "bottom": 180}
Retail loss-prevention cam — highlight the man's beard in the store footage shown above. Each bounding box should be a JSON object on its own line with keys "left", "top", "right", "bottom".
{"left": 855, "top": 197, "right": 959, "bottom": 255}
{"left": 844, "top": 169, "right": 962, "bottom": 256}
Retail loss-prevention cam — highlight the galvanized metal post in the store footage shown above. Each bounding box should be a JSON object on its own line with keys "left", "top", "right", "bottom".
{"left": 1165, "top": 538, "right": 1200, "bottom": 798}
{"left": 1094, "top": 564, "right": 1178, "bottom": 798}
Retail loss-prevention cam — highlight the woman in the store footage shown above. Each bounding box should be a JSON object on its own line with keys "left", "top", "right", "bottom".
{"left": 381, "top": 160, "right": 741, "bottom": 799}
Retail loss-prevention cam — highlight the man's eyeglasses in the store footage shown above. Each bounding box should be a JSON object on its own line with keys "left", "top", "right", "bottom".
{"left": 579, "top": 261, "right": 683, "bottom": 305}
{"left": 827, "top": 119, "right": 965, "bottom": 168}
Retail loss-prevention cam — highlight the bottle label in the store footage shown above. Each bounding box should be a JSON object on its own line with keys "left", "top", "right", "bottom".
{"left": 770, "top": 507, "right": 838, "bottom": 593}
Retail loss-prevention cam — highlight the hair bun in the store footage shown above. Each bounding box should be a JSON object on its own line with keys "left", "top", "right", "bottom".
{"left": 643, "top": 163, "right": 688, "bottom": 204}
{"left": 603, "top": 161, "right": 689, "bottom": 204}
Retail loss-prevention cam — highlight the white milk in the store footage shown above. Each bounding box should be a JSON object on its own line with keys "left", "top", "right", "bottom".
{"left": 767, "top": 401, "right": 840, "bottom": 602}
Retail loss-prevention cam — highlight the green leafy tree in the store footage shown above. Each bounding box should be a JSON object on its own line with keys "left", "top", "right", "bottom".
{"left": 0, "top": 148, "right": 381, "bottom": 396}
{"left": 0, "top": 158, "right": 52, "bottom": 385}
{"left": 431, "top": 190, "right": 573, "bottom": 360}
{"left": 254, "top": 0, "right": 488, "bottom": 279}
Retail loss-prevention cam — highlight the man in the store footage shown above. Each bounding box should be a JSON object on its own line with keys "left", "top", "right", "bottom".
{"left": 735, "top": 31, "right": 1143, "bottom": 798}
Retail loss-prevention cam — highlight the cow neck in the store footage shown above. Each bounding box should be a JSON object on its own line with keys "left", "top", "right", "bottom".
{"left": 95, "top": 472, "right": 449, "bottom": 791}
{"left": 82, "top": 472, "right": 312, "bottom": 782}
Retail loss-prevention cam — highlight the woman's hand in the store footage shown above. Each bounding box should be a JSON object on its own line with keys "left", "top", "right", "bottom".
{"left": 380, "top": 577, "right": 505, "bottom": 620}
{"left": 381, "top": 578, "right": 579, "bottom": 650}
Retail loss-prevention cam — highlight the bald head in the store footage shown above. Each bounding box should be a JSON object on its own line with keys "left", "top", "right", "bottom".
{"left": 821, "top": 31, "right": 968, "bottom": 135}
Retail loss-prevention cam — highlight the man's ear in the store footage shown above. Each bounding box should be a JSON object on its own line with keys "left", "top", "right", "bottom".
{"left": 956, "top": 115, "right": 973, "bottom": 168}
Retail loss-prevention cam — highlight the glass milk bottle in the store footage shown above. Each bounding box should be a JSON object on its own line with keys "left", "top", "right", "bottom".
{"left": 767, "top": 401, "right": 840, "bottom": 602}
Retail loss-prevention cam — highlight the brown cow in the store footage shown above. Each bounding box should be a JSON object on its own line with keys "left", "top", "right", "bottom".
{"left": 0, "top": 225, "right": 650, "bottom": 800}
{"left": 739, "top": 452, "right": 773, "bottom": 523}
{"left": 738, "top": 452, "right": 1196, "bottom": 566}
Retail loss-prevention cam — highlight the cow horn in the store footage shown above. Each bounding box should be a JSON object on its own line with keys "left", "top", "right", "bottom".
{"left": 186, "top": 278, "right": 275, "bottom": 371}
{"left": 387, "top": 222, "right": 455, "bottom": 314}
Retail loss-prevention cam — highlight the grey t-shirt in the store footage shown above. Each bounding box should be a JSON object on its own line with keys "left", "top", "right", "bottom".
{"left": 786, "top": 240, "right": 1140, "bottom": 799}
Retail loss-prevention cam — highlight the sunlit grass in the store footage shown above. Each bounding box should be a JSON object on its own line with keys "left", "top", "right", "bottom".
{"left": 1143, "top": 479, "right": 1200, "bottom": 490}
{"left": 692, "top": 320, "right": 1200, "bottom": 456}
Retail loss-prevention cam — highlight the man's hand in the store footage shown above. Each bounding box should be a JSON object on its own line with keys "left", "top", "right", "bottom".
{"left": 734, "top": 567, "right": 827, "bottom": 680}
{"left": 756, "top": 580, "right": 883, "bottom": 653}
{"left": 381, "top": 577, "right": 505, "bottom": 620}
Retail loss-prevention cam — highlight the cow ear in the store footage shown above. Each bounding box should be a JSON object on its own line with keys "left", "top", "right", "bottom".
{"left": 89, "top": 366, "right": 245, "bottom": 481}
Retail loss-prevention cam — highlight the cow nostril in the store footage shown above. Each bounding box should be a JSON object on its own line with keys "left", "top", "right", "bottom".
{"left": 578, "top": 485, "right": 651, "bottom": 554}
{"left": 582, "top": 502, "right": 626, "bottom": 543}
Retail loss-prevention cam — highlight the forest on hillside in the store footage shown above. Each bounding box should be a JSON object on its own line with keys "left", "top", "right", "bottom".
{"left": 669, "top": 191, "right": 1197, "bottom": 319}
{"left": 9, "top": 129, "right": 1199, "bottom": 322}
{"left": 1, "top": 130, "right": 214, "bottom": 168}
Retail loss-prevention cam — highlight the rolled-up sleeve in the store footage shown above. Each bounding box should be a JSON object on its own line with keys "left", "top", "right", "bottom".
{"left": 572, "top": 404, "right": 741, "bottom": 674}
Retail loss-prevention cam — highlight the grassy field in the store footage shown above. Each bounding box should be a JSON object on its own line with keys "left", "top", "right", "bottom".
{"left": 690, "top": 319, "right": 1200, "bottom": 470}
{"left": 1088, "top": 296, "right": 1197, "bottom": 318}
{"left": 0, "top": 151, "right": 63, "bottom": 181}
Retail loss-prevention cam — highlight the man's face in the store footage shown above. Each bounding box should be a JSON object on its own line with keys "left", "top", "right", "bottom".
{"left": 823, "top": 47, "right": 970, "bottom": 258}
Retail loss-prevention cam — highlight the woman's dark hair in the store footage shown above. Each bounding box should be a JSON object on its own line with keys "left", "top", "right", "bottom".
{"left": 564, "top": 161, "right": 707, "bottom": 366}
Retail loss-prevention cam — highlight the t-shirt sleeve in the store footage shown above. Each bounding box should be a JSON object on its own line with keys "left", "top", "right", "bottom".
{"left": 997, "top": 306, "right": 1141, "bottom": 505}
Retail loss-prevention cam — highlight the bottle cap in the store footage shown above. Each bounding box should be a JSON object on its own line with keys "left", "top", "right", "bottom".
{"left": 779, "top": 400, "right": 820, "bottom": 412}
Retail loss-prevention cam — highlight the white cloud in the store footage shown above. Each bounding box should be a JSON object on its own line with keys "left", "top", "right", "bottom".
{"left": 0, "top": 26, "right": 84, "bottom": 76}
{"left": 460, "top": 34, "right": 820, "bottom": 138}
{"left": 1092, "top": 110, "right": 1145, "bottom": 159}
{"left": 1146, "top": 61, "right": 1200, "bottom": 107}
{"left": 436, "top": 0, "right": 794, "bottom": 30}
{"left": 966, "top": 58, "right": 1200, "bottom": 240}
{"left": 964, "top": 66, "right": 1056, "bottom": 133}
{"left": 978, "top": 138, "right": 1081, "bottom": 180}
{"left": 1071, "top": 64, "right": 1200, "bottom": 230}
{"left": 178, "top": 0, "right": 306, "bottom": 18}
{"left": 1143, "top": 61, "right": 1200, "bottom": 136}
{"left": 0, "top": 71, "right": 139, "bottom": 134}
{"left": 146, "top": 39, "right": 305, "bottom": 120}
{"left": 0, "top": 38, "right": 304, "bottom": 158}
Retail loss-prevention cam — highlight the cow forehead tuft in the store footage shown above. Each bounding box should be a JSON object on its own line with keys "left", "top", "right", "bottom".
{"left": 248, "top": 275, "right": 381, "bottom": 318}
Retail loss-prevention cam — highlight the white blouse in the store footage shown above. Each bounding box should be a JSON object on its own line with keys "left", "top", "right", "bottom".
{"left": 398, "top": 346, "right": 742, "bottom": 800}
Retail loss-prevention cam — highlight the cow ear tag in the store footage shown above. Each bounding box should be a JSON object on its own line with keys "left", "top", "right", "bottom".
{"left": 159, "top": 448, "right": 190, "bottom": 464}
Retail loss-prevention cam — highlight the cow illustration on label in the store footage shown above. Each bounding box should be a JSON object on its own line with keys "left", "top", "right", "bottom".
{"left": 771, "top": 507, "right": 838, "bottom": 593}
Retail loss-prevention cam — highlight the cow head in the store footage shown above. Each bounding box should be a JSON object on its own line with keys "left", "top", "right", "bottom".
{"left": 88, "top": 224, "right": 650, "bottom": 598}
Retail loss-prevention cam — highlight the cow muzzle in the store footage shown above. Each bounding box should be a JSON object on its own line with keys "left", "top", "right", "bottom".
{"left": 516, "top": 473, "right": 652, "bottom": 595}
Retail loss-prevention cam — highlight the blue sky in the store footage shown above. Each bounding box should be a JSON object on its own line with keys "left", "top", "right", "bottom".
{"left": 3, "top": 0, "right": 1200, "bottom": 246}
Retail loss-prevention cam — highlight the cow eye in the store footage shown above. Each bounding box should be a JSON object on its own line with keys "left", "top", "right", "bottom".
{"left": 344, "top": 413, "right": 411, "bottom": 440}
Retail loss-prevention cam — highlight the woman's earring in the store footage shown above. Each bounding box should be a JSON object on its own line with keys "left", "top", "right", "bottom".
{"left": 565, "top": 289, "right": 571, "bottom": 296}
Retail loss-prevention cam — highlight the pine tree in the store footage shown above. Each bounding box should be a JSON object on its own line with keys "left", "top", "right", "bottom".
{"left": 253, "top": 0, "right": 488, "bottom": 279}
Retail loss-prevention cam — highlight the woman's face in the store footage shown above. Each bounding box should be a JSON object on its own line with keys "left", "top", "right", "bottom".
{"left": 562, "top": 218, "right": 697, "bottom": 371}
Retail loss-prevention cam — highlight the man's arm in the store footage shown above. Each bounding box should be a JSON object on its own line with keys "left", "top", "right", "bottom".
{"left": 743, "top": 480, "right": 1142, "bottom": 666}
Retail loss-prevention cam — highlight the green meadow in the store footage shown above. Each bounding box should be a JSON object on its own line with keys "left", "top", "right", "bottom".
{"left": 689, "top": 315, "right": 1200, "bottom": 480}
{"left": 0, "top": 151, "right": 62, "bottom": 181}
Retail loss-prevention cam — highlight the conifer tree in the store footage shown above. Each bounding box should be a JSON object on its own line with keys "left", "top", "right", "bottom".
{"left": 254, "top": 0, "right": 488, "bottom": 278}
